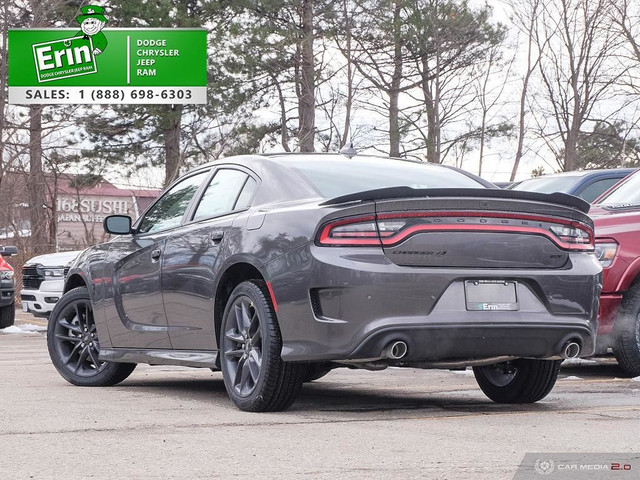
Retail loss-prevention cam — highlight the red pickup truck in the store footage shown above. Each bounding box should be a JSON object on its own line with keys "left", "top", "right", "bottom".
{"left": 591, "top": 171, "right": 640, "bottom": 376}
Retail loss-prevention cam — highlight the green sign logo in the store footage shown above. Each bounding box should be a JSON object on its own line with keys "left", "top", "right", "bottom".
{"left": 31, "top": 5, "right": 109, "bottom": 83}
{"left": 33, "top": 37, "right": 97, "bottom": 83}
{"left": 8, "top": 5, "right": 207, "bottom": 105}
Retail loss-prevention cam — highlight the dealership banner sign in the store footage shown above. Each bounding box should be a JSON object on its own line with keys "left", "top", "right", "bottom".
{"left": 8, "top": 27, "right": 207, "bottom": 104}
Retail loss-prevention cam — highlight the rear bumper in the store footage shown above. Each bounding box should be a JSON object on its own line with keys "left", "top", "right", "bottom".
{"left": 595, "top": 293, "right": 624, "bottom": 352}
{"left": 597, "top": 293, "right": 623, "bottom": 336}
{"left": 269, "top": 246, "right": 601, "bottom": 363}
{"left": 348, "top": 321, "right": 595, "bottom": 362}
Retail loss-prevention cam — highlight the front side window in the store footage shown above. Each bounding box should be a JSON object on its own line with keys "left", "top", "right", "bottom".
{"left": 192, "top": 169, "right": 256, "bottom": 221}
{"left": 138, "top": 171, "right": 208, "bottom": 234}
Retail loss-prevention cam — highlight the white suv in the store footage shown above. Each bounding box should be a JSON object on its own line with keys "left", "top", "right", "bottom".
{"left": 21, "top": 250, "right": 83, "bottom": 317}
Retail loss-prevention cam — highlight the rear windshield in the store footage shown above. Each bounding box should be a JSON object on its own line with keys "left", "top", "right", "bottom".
{"left": 277, "top": 156, "right": 485, "bottom": 198}
{"left": 511, "top": 176, "right": 581, "bottom": 194}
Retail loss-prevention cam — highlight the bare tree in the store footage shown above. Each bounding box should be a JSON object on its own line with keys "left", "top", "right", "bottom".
{"left": 507, "top": 0, "right": 546, "bottom": 180}
{"left": 534, "top": 0, "right": 624, "bottom": 171}
{"left": 473, "top": 42, "right": 514, "bottom": 176}
{"left": 344, "top": 0, "right": 413, "bottom": 157}
{"left": 401, "top": 0, "right": 506, "bottom": 163}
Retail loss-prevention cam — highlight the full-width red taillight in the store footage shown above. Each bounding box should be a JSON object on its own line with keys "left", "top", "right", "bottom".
{"left": 317, "top": 212, "right": 594, "bottom": 251}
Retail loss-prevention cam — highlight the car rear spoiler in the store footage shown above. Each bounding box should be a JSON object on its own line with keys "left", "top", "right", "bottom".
{"left": 321, "top": 187, "right": 591, "bottom": 214}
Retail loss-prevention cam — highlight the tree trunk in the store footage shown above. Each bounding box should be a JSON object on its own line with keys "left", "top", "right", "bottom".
{"left": 564, "top": 126, "right": 578, "bottom": 171}
{"left": 388, "top": 1, "right": 403, "bottom": 157}
{"left": 340, "top": 0, "right": 353, "bottom": 148}
{"left": 422, "top": 58, "right": 438, "bottom": 164}
{"left": 163, "top": 104, "right": 183, "bottom": 187}
{"left": 389, "top": 90, "right": 400, "bottom": 157}
{"left": 28, "top": 105, "right": 51, "bottom": 255}
{"left": 298, "top": 0, "right": 315, "bottom": 152}
{"left": 0, "top": 0, "right": 9, "bottom": 191}
{"left": 478, "top": 110, "right": 487, "bottom": 177}
{"left": 511, "top": 79, "right": 529, "bottom": 181}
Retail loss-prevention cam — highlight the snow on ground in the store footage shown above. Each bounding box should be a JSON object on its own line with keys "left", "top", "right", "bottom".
{"left": 562, "top": 358, "right": 598, "bottom": 366}
{"left": 450, "top": 369, "right": 475, "bottom": 376}
{"left": 562, "top": 376, "right": 582, "bottom": 381}
{"left": 0, "top": 323, "right": 47, "bottom": 334}
{"left": 631, "top": 376, "right": 640, "bottom": 382}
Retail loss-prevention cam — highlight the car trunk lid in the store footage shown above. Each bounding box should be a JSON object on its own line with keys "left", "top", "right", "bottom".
{"left": 372, "top": 191, "right": 592, "bottom": 269}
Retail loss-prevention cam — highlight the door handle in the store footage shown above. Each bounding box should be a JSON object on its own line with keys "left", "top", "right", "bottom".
{"left": 150, "top": 249, "right": 161, "bottom": 261}
{"left": 209, "top": 231, "right": 224, "bottom": 245}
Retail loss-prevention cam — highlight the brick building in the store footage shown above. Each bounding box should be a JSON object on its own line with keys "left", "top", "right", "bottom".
{"left": 0, "top": 172, "right": 159, "bottom": 251}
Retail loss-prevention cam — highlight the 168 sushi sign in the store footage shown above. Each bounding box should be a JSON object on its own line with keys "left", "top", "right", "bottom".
{"left": 8, "top": 5, "right": 207, "bottom": 105}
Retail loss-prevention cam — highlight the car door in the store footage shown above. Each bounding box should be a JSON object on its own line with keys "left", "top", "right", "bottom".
{"left": 162, "top": 167, "right": 258, "bottom": 350}
{"left": 105, "top": 170, "right": 209, "bottom": 349}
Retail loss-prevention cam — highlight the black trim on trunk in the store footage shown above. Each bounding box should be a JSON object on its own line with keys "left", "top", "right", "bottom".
{"left": 322, "top": 187, "right": 591, "bottom": 214}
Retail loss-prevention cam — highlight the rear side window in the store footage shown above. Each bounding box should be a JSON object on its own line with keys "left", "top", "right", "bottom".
{"left": 193, "top": 169, "right": 255, "bottom": 221}
{"left": 138, "top": 171, "right": 208, "bottom": 234}
{"left": 235, "top": 177, "right": 258, "bottom": 210}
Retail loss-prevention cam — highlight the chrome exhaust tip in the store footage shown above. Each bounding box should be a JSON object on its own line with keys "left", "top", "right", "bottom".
{"left": 383, "top": 340, "right": 408, "bottom": 360}
{"left": 562, "top": 341, "right": 580, "bottom": 359}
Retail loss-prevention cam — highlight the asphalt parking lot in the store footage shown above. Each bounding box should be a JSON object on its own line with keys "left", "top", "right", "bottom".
{"left": 2, "top": 310, "right": 640, "bottom": 479}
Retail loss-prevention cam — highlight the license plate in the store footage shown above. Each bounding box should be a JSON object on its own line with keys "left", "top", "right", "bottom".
{"left": 465, "top": 280, "right": 518, "bottom": 311}
{"left": 22, "top": 302, "right": 28, "bottom": 312}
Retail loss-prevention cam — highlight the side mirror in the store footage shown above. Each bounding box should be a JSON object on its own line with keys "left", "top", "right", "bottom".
{"left": 104, "top": 215, "right": 132, "bottom": 235}
{"left": 0, "top": 245, "right": 18, "bottom": 256}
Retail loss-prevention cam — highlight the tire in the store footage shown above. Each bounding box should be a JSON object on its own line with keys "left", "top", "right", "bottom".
{"left": 303, "top": 363, "right": 332, "bottom": 383}
{"left": 614, "top": 283, "right": 640, "bottom": 377}
{"left": 47, "top": 287, "right": 136, "bottom": 386}
{"left": 219, "top": 280, "right": 306, "bottom": 412}
{"left": 0, "top": 302, "right": 15, "bottom": 329}
{"left": 473, "top": 359, "right": 561, "bottom": 403}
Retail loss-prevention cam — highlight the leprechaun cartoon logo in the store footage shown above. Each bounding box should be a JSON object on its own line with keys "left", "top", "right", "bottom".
{"left": 74, "top": 5, "right": 108, "bottom": 55}
{"left": 31, "top": 5, "right": 109, "bottom": 82}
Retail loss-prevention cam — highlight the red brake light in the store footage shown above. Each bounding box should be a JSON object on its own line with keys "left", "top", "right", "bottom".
{"left": 317, "top": 212, "right": 594, "bottom": 251}
{"left": 318, "top": 216, "right": 381, "bottom": 245}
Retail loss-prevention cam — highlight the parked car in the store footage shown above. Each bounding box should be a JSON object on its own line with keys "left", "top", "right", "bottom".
{"left": 0, "top": 245, "right": 18, "bottom": 329}
{"left": 590, "top": 170, "right": 640, "bottom": 376}
{"left": 21, "top": 250, "right": 83, "bottom": 317}
{"left": 48, "top": 154, "right": 601, "bottom": 411}
{"left": 509, "top": 168, "right": 636, "bottom": 202}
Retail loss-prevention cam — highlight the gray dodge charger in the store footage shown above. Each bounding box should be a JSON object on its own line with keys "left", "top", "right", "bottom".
{"left": 48, "top": 154, "right": 602, "bottom": 411}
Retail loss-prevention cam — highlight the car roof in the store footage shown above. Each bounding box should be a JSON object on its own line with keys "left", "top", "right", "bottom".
{"left": 521, "top": 168, "right": 636, "bottom": 179}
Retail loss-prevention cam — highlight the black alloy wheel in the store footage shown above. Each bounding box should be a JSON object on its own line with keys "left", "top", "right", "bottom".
{"left": 223, "top": 294, "right": 263, "bottom": 397}
{"left": 220, "top": 280, "right": 305, "bottom": 412}
{"left": 47, "top": 287, "right": 136, "bottom": 386}
{"left": 473, "top": 358, "right": 561, "bottom": 403}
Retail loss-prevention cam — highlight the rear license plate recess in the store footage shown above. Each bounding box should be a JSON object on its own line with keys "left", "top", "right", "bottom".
{"left": 464, "top": 280, "right": 518, "bottom": 311}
